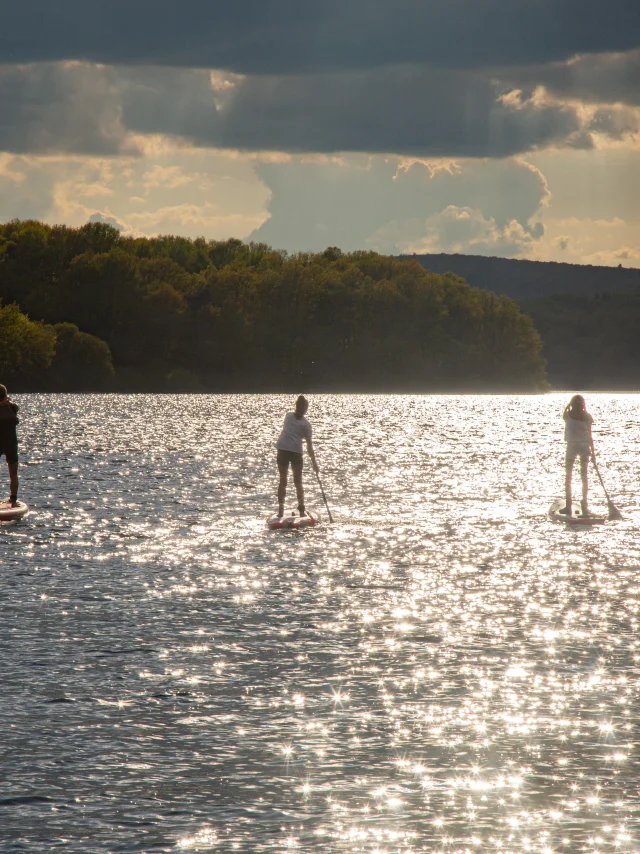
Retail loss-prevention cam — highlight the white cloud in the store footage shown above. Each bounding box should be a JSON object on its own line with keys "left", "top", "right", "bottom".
{"left": 88, "top": 211, "right": 139, "bottom": 235}
{"left": 0, "top": 147, "right": 270, "bottom": 240}
{"left": 583, "top": 246, "right": 640, "bottom": 265}
{"left": 141, "top": 165, "right": 194, "bottom": 190}
{"left": 0, "top": 131, "right": 638, "bottom": 266}
{"left": 126, "top": 203, "right": 263, "bottom": 236}
{"left": 384, "top": 206, "right": 540, "bottom": 257}
{"left": 251, "top": 155, "right": 548, "bottom": 254}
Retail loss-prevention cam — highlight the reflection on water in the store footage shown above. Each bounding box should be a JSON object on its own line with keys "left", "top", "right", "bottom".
{"left": 1, "top": 394, "right": 639, "bottom": 853}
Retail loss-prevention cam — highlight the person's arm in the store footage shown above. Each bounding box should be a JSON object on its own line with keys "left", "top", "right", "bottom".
{"left": 306, "top": 437, "right": 319, "bottom": 473}
{"left": 588, "top": 419, "right": 595, "bottom": 456}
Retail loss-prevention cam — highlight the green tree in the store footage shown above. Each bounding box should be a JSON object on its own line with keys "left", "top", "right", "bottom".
{"left": 0, "top": 302, "right": 56, "bottom": 387}
{"left": 48, "top": 323, "right": 115, "bottom": 391}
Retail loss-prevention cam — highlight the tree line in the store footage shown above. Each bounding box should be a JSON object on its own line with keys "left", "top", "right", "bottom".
{"left": 0, "top": 219, "right": 548, "bottom": 392}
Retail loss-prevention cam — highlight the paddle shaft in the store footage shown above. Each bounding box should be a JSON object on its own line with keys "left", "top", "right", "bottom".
{"left": 591, "top": 448, "right": 622, "bottom": 519}
{"left": 315, "top": 470, "right": 333, "bottom": 523}
{"left": 592, "top": 455, "right": 611, "bottom": 501}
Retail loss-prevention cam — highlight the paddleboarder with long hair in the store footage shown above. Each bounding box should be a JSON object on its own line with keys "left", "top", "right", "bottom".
{"left": 560, "top": 394, "right": 594, "bottom": 517}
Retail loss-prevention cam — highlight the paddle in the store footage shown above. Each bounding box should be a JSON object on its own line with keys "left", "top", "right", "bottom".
{"left": 592, "top": 451, "right": 623, "bottom": 521}
{"left": 315, "top": 469, "right": 333, "bottom": 523}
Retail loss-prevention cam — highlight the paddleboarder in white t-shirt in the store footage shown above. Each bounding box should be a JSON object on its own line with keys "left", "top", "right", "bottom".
{"left": 275, "top": 395, "right": 319, "bottom": 518}
{"left": 560, "top": 394, "right": 595, "bottom": 517}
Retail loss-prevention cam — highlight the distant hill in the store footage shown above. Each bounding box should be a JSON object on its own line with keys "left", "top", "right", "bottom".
{"left": 403, "top": 253, "right": 640, "bottom": 301}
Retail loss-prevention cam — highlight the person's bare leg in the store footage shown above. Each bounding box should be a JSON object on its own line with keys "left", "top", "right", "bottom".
{"left": 292, "top": 460, "right": 305, "bottom": 515}
{"left": 580, "top": 455, "right": 589, "bottom": 514}
{"left": 8, "top": 462, "right": 18, "bottom": 505}
{"left": 562, "top": 451, "right": 573, "bottom": 514}
{"left": 277, "top": 458, "right": 288, "bottom": 516}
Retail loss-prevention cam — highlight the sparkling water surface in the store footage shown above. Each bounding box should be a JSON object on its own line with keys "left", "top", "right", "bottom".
{"left": 2, "top": 393, "right": 640, "bottom": 854}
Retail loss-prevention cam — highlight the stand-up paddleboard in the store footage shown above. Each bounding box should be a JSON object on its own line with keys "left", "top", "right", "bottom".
{"left": 267, "top": 511, "right": 317, "bottom": 530}
{"left": 0, "top": 500, "right": 29, "bottom": 522}
{"left": 548, "top": 499, "right": 606, "bottom": 526}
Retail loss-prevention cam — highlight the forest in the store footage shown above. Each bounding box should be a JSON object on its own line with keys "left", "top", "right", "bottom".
{"left": 0, "top": 220, "right": 547, "bottom": 392}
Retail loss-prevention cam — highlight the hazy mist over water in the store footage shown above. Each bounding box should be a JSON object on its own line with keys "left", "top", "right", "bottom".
{"left": 2, "top": 393, "right": 640, "bottom": 853}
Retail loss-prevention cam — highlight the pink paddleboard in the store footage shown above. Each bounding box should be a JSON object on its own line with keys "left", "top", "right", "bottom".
{"left": 0, "top": 500, "right": 29, "bottom": 522}
{"left": 267, "top": 512, "right": 317, "bottom": 530}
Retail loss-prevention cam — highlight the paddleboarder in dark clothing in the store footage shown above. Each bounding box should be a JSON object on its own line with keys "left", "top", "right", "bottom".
{"left": 0, "top": 385, "right": 20, "bottom": 507}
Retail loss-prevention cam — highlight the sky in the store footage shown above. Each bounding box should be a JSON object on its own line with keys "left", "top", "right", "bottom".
{"left": 1, "top": 1, "right": 639, "bottom": 265}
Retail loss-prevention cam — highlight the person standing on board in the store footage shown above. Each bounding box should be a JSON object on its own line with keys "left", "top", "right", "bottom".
{"left": 0, "top": 385, "right": 20, "bottom": 508}
{"left": 275, "top": 395, "right": 319, "bottom": 517}
{"left": 560, "top": 394, "right": 594, "bottom": 516}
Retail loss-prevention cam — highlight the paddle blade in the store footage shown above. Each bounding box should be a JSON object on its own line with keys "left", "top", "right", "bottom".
{"left": 607, "top": 501, "right": 623, "bottom": 521}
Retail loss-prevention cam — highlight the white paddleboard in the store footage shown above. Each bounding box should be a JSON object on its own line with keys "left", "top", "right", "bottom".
{"left": 0, "top": 500, "right": 29, "bottom": 522}
{"left": 267, "top": 511, "right": 317, "bottom": 530}
{"left": 548, "top": 499, "right": 606, "bottom": 526}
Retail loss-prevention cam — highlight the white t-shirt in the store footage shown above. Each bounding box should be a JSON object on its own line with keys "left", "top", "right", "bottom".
{"left": 276, "top": 412, "right": 312, "bottom": 454}
{"left": 564, "top": 412, "right": 593, "bottom": 448}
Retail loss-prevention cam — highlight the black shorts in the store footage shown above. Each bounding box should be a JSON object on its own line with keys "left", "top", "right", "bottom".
{"left": 277, "top": 449, "right": 303, "bottom": 468}
{"left": 0, "top": 439, "right": 18, "bottom": 464}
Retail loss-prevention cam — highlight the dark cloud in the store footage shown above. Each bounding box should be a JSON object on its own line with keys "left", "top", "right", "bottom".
{"left": 2, "top": 2, "right": 638, "bottom": 161}
{"left": 208, "top": 67, "right": 585, "bottom": 158}
{"left": 119, "top": 67, "right": 222, "bottom": 142}
{"left": 508, "top": 50, "right": 640, "bottom": 107}
{"left": 116, "top": 64, "right": 586, "bottom": 159}
{"left": 0, "top": 63, "right": 129, "bottom": 155}
{"left": 1, "top": 1, "right": 639, "bottom": 73}
{"left": 0, "top": 61, "right": 589, "bottom": 159}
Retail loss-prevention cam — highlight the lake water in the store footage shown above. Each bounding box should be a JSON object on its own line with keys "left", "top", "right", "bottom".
{"left": 2, "top": 393, "right": 640, "bottom": 854}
